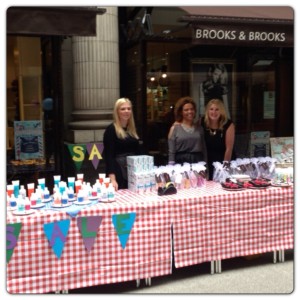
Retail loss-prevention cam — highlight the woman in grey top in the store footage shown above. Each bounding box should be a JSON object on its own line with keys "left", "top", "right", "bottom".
{"left": 168, "top": 96, "right": 207, "bottom": 165}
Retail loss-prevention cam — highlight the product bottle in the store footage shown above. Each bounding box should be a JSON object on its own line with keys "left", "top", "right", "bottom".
{"left": 91, "top": 185, "right": 97, "bottom": 198}
{"left": 86, "top": 182, "right": 92, "bottom": 197}
{"left": 175, "top": 172, "right": 183, "bottom": 189}
{"left": 184, "top": 171, "right": 191, "bottom": 189}
{"left": 107, "top": 183, "right": 115, "bottom": 201}
{"left": 44, "top": 187, "right": 50, "bottom": 200}
{"left": 30, "top": 192, "right": 37, "bottom": 206}
{"left": 10, "top": 195, "right": 17, "bottom": 209}
{"left": 19, "top": 185, "right": 27, "bottom": 199}
{"left": 35, "top": 188, "right": 42, "bottom": 205}
{"left": 77, "top": 190, "right": 84, "bottom": 203}
{"left": 17, "top": 195, "right": 25, "bottom": 213}
{"left": 67, "top": 187, "right": 74, "bottom": 200}
{"left": 95, "top": 182, "right": 102, "bottom": 198}
{"left": 61, "top": 192, "right": 68, "bottom": 205}
{"left": 24, "top": 197, "right": 31, "bottom": 211}
{"left": 189, "top": 171, "right": 198, "bottom": 188}
{"left": 155, "top": 172, "right": 164, "bottom": 190}
{"left": 101, "top": 184, "right": 108, "bottom": 201}
{"left": 53, "top": 192, "right": 61, "bottom": 205}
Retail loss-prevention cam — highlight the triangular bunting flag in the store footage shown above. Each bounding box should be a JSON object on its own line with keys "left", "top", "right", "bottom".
{"left": 6, "top": 223, "right": 22, "bottom": 263}
{"left": 86, "top": 143, "right": 104, "bottom": 170}
{"left": 112, "top": 212, "right": 136, "bottom": 249}
{"left": 67, "top": 144, "right": 87, "bottom": 171}
{"left": 43, "top": 219, "right": 71, "bottom": 259}
{"left": 77, "top": 216, "right": 102, "bottom": 253}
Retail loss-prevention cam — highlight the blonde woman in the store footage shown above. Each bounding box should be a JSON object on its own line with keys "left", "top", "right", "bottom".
{"left": 103, "top": 98, "right": 141, "bottom": 190}
{"left": 200, "top": 98, "right": 236, "bottom": 179}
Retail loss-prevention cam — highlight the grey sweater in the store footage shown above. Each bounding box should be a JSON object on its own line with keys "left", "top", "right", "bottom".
{"left": 168, "top": 123, "right": 207, "bottom": 163}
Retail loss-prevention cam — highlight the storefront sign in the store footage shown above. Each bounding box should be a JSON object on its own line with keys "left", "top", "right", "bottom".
{"left": 191, "top": 22, "right": 293, "bottom": 47}
{"left": 195, "top": 29, "right": 286, "bottom": 42}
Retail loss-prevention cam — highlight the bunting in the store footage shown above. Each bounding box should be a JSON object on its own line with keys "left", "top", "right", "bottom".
{"left": 112, "top": 213, "right": 136, "bottom": 249}
{"left": 67, "top": 144, "right": 86, "bottom": 170}
{"left": 7, "top": 211, "right": 137, "bottom": 259}
{"left": 67, "top": 143, "right": 104, "bottom": 171}
{"left": 6, "top": 223, "right": 22, "bottom": 263}
{"left": 77, "top": 216, "right": 102, "bottom": 253}
{"left": 43, "top": 220, "right": 71, "bottom": 259}
{"left": 86, "top": 143, "right": 104, "bottom": 170}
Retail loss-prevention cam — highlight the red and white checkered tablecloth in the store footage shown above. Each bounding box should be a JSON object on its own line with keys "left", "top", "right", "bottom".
{"left": 6, "top": 191, "right": 173, "bottom": 294}
{"left": 171, "top": 181, "right": 294, "bottom": 268}
{"left": 6, "top": 182, "right": 294, "bottom": 293}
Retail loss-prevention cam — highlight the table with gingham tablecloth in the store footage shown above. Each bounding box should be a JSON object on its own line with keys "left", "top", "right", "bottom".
{"left": 171, "top": 182, "right": 294, "bottom": 268}
{"left": 6, "top": 192, "right": 172, "bottom": 293}
{"left": 6, "top": 181, "right": 293, "bottom": 293}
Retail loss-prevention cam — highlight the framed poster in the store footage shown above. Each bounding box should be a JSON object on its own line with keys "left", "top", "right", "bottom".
{"left": 250, "top": 131, "right": 270, "bottom": 157}
{"left": 263, "top": 91, "right": 275, "bottom": 119}
{"left": 270, "top": 137, "right": 293, "bottom": 163}
{"left": 190, "top": 59, "right": 236, "bottom": 120}
{"left": 14, "top": 120, "right": 44, "bottom": 160}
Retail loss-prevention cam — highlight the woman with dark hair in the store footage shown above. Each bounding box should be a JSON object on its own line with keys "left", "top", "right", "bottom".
{"left": 168, "top": 96, "right": 207, "bottom": 165}
{"left": 103, "top": 98, "right": 141, "bottom": 190}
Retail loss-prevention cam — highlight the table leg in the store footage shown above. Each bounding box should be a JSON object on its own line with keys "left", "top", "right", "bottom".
{"left": 136, "top": 279, "right": 140, "bottom": 288}
{"left": 145, "top": 277, "right": 152, "bottom": 286}
{"left": 279, "top": 250, "right": 285, "bottom": 262}
{"left": 279, "top": 250, "right": 282, "bottom": 262}
{"left": 62, "top": 290, "right": 68, "bottom": 294}
{"left": 211, "top": 261, "right": 215, "bottom": 274}
{"left": 273, "top": 251, "right": 277, "bottom": 263}
{"left": 211, "top": 260, "right": 222, "bottom": 274}
{"left": 216, "top": 260, "right": 222, "bottom": 273}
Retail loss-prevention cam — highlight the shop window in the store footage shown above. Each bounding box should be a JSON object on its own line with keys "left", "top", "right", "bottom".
{"left": 7, "top": 37, "right": 42, "bottom": 136}
{"left": 7, "top": 36, "right": 54, "bottom": 185}
{"left": 250, "top": 59, "right": 276, "bottom": 134}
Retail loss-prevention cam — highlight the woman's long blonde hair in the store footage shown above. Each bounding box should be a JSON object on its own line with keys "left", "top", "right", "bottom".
{"left": 113, "top": 98, "right": 139, "bottom": 139}
{"left": 204, "top": 99, "right": 228, "bottom": 129}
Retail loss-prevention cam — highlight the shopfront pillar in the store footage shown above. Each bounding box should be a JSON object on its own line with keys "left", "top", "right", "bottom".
{"left": 68, "top": 7, "right": 119, "bottom": 143}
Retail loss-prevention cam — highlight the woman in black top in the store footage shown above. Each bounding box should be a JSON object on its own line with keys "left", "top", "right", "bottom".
{"left": 200, "top": 98, "right": 236, "bottom": 180}
{"left": 103, "top": 98, "right": 141, "bottom": 190}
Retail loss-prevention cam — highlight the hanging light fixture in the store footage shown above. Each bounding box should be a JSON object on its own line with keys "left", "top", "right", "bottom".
{"left": 147, "top": 46, "right": 158, "bottom": 89}
{"left": 159, "top": 64, "right": 169, "bottom": 87}
{"left": 158, "top": 42, "right": 169, "bottom": 87}
{"left": 147, "top": 68, "right": 158, "bottom": 89}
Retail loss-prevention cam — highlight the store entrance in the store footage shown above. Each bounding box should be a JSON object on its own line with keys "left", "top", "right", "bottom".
{"left": 124, "top": 40, "right": 293, "bottom": 163}
{"left": 6, "top": 36, "right": 60, "bottom": 188}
